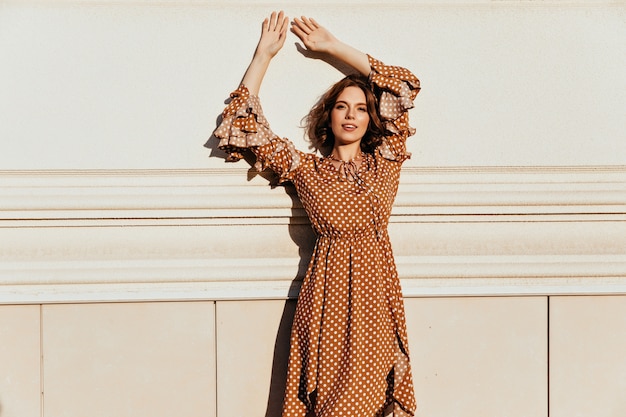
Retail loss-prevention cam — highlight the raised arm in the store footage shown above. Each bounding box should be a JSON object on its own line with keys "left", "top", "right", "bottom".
{"left": 241, "top": 11, "right": 289, "bottom": 95}
{"left": 291, "top": 16, "right": 370, "bottom": 76}
{"left": 215, "top": 11, "right": 305, "bottom": 180}
{"left": 292, "top": 16, "right": 420, "bottom": 162}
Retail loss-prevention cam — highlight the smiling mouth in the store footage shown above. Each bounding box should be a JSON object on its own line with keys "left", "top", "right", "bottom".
{"left": 342, "top": 124, "right": 357, "bottom": 130}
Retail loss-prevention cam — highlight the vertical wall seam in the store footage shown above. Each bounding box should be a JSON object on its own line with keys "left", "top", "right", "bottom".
{"left": 39, "top": 305, "right": 44, "bottom": 417}
{"left": 214, "top": 301, "right": 218, "bottom": 417}
{"left": 547, "top": 296, "right": 550, "bottom": 417}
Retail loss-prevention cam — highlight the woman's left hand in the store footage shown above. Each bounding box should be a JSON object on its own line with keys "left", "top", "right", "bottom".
{"left": 291, "top": 16, "right": 338, "bottom": 54}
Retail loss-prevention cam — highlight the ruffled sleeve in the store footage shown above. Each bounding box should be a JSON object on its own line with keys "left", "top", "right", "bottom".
{"left": 214, "top": 84, "right": 303, "bottom": 182}
{"left": 367, "top": 55, "right": 421, "bottom": 162}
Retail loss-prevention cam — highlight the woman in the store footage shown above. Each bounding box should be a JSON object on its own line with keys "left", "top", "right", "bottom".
{"left": 214, "top": 11, "right": 421, "bottom": 417}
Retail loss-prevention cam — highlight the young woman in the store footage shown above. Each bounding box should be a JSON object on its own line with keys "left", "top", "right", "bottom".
{"left": 214, "top": 11, "right": 421, "bottom": 417}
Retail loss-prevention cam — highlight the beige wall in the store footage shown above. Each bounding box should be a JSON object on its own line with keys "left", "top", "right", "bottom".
{"left": 1, "top": 1, "right": 625, "bottom": 417}
{"left": 1, "top": 1, "right": 625, "bottom": 169}
{"left": 2, "top": 297, "right": 626, "bottom": 417}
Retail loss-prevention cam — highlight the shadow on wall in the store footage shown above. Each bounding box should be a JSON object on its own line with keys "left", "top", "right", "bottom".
{"left": 204, "top": 48, "right": 353, "bottom": 412}
{"left": 263, "top": 300, "right": 298, "bottom": 417}
{"left": 205, "top": 113, "right": 316, "bottom": 416}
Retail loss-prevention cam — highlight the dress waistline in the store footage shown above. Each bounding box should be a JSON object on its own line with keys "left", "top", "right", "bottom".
{"left": 317, "top": 228, "right": 387, "bottom": 242}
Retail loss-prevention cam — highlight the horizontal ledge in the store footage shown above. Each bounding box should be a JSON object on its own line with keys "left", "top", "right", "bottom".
{"left": 1, "top": 277, "right": 625, "bottom": 305}
{"left": 2, "top": 213, "right": 625, "bottom": 229}
{"left": 3, "top": 165, "right": 626, "bottom": 178}
{"left": 3, "top": 255, "right": 626, "bottom": 283}
{"left": 2, "top": 255, "right": 625, "bottom": 303}
{"left": 1, "top": 166, "right": 626, "bottom": 219}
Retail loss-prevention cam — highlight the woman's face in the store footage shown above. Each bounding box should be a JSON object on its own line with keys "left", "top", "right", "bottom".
{"left": 330, "top": 86, "right": 370, "bottom": 147}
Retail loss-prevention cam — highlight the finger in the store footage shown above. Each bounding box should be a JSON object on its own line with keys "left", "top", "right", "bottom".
{"left": 273, "top": 11, "right": 286, "bottom": 31}
{"left": 291, "top": 17, "right": 307, "bottom": 34}
{"left": 305, "top": 16, "right": 320, "bottom": 31}
{"left": 290, "top": 18, "right": 305, "bottom": 36}
{"left": 309, "top": 17, "right": 320, "bottom": 30}
{"left": 290, "top": 21, "right": 307, "bottom": 40}
{"left": 294, "top": 17, "right": 312, "bottom": 34}
{"left": 278, "top": 12, "right": 289, "bottom": 35}
{"left": 268, "top": 11, "right": 278, "bottom": 31}
{"left": 299, "top": 16, "right": 316, "bottom": 32}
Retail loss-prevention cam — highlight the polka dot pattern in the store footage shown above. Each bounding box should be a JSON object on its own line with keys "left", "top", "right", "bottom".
{"left": 215, "top": 55, "right": 420, "bottom": 417}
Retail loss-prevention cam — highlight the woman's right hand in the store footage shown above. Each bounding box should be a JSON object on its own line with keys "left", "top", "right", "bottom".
{"left": 291, "top": 16, "right": 338, "bottom": 55}
{"left": 254, "top": 11, "right": 289, "bottom": 60}
{"left": 291, "top": 16, "right": 370, "bottom": 76}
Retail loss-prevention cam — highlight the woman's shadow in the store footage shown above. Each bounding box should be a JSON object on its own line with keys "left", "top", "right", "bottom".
{"left": 205, "top": 48, "right": 354, "bottom": 415}
{"left": 204, "top": 122, "right": 315, "bottom": 417}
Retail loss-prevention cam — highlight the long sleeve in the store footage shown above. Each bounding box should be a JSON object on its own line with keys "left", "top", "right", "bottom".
{"left": 367, "top": 55, "right": 421, "bottom": 162}
{"left": 213, "top": 84, "right": 304, "bottom": 182}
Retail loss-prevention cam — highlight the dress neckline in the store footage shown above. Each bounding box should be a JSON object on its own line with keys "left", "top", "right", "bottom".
{"left": 323, "top": 152, "right": 370, "bottom": 185}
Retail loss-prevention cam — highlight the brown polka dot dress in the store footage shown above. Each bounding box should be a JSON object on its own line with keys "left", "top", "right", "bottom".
{"left": 215, "top": 55, "right": 421, "bottom": 417}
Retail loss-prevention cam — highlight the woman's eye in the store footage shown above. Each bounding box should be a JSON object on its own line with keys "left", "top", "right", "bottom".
{"left": 358, "top": 107, "right": 367, "bottom": 112}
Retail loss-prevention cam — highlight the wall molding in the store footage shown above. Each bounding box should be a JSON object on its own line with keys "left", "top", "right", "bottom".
{"left": 2, "top": 166, "right": 625, "bottom": 303}
{"left": 1, "top": 255, "right": 626, "bottom": 304}
{"left": 2, "top": 165, "right": 625, "bottom": 220}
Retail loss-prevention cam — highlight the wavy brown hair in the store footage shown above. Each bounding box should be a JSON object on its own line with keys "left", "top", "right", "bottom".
{"left": 304, "top": 73, "right": 389, "bottom": 155}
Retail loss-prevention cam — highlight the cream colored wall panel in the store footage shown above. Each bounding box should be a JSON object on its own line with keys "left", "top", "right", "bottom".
{"left": 550, "top": 295, "right": 626, "bottom": 417}
{"left": 216, "top": 300, "right": 296, "bottom": 417}
{"left": 2, "top": 167, "right": 624, "bottom": 301}
{"left": 3, "top": 166, "right": 624, "bottom": 219}
{"left": 0, "top": 223, "right": 305, "bottom": 267}
{"left": 390, "top": 219, "right": 626, "bottom": 257}
{"left": 3, "top": 215, "right": 623, "bottom": 273}
{"left": 2, "top": 219, "right": 625, "bottom": 303}
{"left": 0, "top": 305, "right": 41, "bottom": 417}
{"left": 2, "top": 221, "right": 624, "bottom": 302}
{"left": 405, "top": 297, "right": 548, "bottom": 417}
{"left": 0, "top": 2, "right": 623, "bottom": 169}
{"left": 1, "top": 3, "right": 625, "bottom": 303}
{"left": 42, "top": 302, "right": 216, "bottom": 417}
